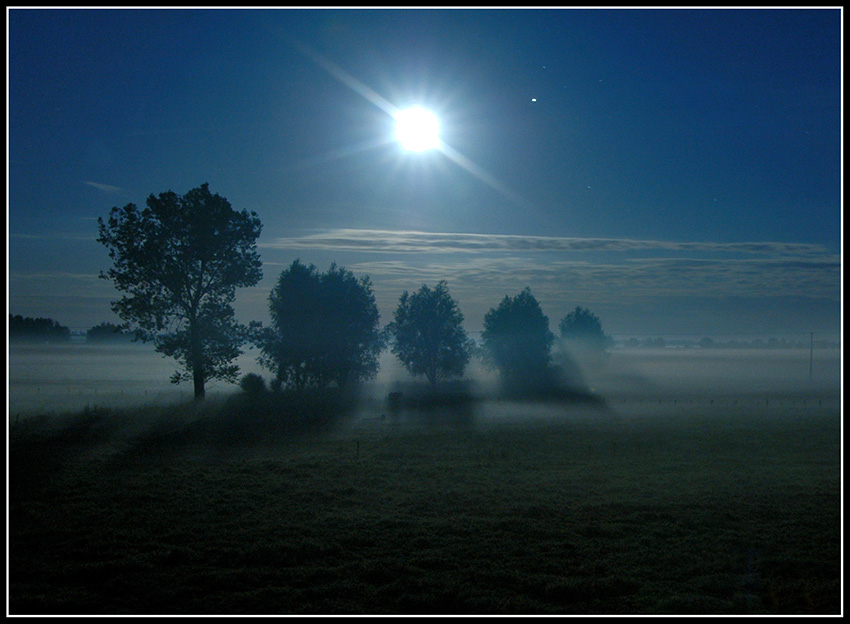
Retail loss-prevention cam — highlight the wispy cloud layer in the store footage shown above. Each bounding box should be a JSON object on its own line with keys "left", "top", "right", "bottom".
{"left": 256, "top": 229, "right": 839, "bottom": 331}
{"left": 82, "top": 181, "right": 127, "bottom": 194}
{"left": 258, "top": 229, "right": 839, "bottom": 307}
{"left": 261, "top": 229, "right": 831, "bottom": 257}
{"left": 9, "top": 230, "right": 838, "bottom": 334}
{"left": 345, "top": 255, "right": 840, "bottom": 303}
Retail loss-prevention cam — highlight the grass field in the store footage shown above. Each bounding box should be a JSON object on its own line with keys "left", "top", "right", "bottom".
{"left": 8, "top": 383, "right": 841, "bottom": 615}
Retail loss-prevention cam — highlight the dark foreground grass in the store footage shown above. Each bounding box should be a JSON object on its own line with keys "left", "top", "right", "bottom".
{"left": 9, "top": 390, "right": 841, "bottom": 615}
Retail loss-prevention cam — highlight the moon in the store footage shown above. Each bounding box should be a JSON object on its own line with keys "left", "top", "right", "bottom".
{"left": 394, "top": 107, "right": 441, "bottom": 151}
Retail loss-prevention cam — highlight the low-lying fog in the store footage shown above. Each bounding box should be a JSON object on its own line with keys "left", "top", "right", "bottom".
{"left": 7, "top": 341, "right": 841, "bottom": 420}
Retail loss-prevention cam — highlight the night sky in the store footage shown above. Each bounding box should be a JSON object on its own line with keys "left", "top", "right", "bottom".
{"left": 7, "top": 8, "right": 842, "bottom": 338}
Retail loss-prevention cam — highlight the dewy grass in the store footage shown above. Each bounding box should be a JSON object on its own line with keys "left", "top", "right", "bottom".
{"left": 8, "top": 390, "right": 841, "bottom": 615}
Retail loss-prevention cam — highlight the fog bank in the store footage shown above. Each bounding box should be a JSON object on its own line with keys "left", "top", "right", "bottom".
{"left": 8, "top": 342, "right": 841, "bottom": 419}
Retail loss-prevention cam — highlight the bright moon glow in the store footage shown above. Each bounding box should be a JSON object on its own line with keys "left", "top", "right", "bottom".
{"left": 395, "top": 107, "right": 441, "bottom": 151}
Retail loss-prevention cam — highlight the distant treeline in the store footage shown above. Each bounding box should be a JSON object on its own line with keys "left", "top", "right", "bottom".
{"left": 9, "top": 316, "right": 135, "bottom": 343}
{"left": 618, "top": 336, "right": 839, "bottom": 350}
{"left": 85, "top": 322, "right": 135, "bottom": 342}
{"left": 8, "top": 314, "right": 71, "bottom": 343}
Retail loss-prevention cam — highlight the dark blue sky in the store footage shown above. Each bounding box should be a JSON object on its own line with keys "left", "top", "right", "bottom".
{"left": 7, "top": 8, "right": 842, "bottom": 336}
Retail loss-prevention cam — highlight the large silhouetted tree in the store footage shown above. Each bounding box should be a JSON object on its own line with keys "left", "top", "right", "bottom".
{"left": 481, "top": 288, "right": 554, "bottom": 389}
{"left": 258, "top": 260, "right": 319, "bottom": 390}
{"left": 97, "top": 183, "right": 263, "bottom": 399}
{"left": 386, "top": 281, "right": 474, "bottom": 387}
{"left": 559, "top": 306, "right": 614, "bottom": 354}
{"left": 314, "top": 262, "right": 384, "bottom": 388}
{"left": 258, "top": 260, "right": 383, "bottom": 390}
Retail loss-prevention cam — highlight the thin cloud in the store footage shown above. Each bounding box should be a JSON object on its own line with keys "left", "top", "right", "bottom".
{"left": 343, "top": 255, "right": 840, "bottom": 305}
{"left": 261, "top": 229, "right": 831, "bottom": 257}
{"left": 259, "top": 230, "right": 838, "bottom": 317}
{"left": 83, "top": 181, "right": 127, "bottom": 194}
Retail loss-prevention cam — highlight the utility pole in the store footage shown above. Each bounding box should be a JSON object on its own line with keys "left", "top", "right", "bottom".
{"left": 809, "top": 332, "right": 814, "bottom": 382}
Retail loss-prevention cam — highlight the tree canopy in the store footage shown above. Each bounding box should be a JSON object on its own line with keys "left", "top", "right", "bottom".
{"left": 97, "top": 183, "right": 263, "bottom": 398}
{"left": 558, "top": 306, "right": 614, "bottom": 354}
{"left": 481, "top": 288, "right": 554, "bottom": 388}
{"left": 386, "top": 281, "right": 473, "bottom": 387}
{"left": 258, "top": 260, "right": 383, "bottom": 391}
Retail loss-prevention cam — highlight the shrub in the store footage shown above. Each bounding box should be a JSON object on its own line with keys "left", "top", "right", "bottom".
{"left": 239, "top": 373, "right": 266, "bottom": 396}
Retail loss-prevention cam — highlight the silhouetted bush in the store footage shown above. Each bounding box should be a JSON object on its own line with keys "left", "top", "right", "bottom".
{"left": 239, "top": 372, "right": 266, "bottom": 396}
{"left": 497, "top": 363, "right": 599, "bottom": 402}
{"left": 215, "top": 386, "right": 358, "bottom": 443}
{"left": 383, "top": 379, "right": 477, "bottom": 429}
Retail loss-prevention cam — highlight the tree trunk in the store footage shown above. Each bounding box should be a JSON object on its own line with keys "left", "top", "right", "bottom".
{"left": 193, "top": 366, "right": 205, "bottom": 400}
{"left": 190, "top": 317, "right": 205, "bottom": 400}
{"left": 428, "top": 359, "right": 438, "bottom": 388}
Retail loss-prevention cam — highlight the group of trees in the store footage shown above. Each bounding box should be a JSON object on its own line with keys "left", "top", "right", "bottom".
{"left": 96, "top": 184, "right": 612, "bottom": 399}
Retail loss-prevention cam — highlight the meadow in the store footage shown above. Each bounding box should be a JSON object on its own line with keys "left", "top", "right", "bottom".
{"left": 7, "top": 345, "right": 842, "bottom": 615}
